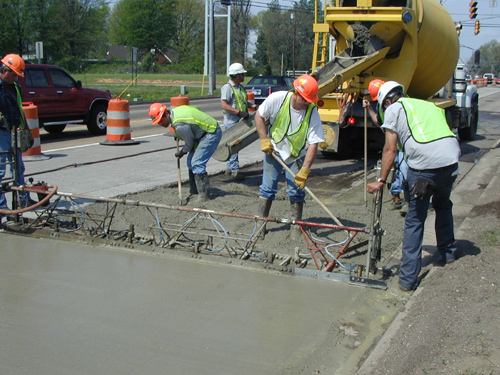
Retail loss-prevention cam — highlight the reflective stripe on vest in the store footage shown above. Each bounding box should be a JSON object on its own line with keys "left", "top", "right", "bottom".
{"left": 231, "top": 85, "right": 248, "bottom": 112}
{"left": 399, "top": 98, "right": 456, "bottom": 144}
{"left": 171, "top": 105, "right": 218, "bottom": 135}
{"left": 269, "top": 92, "right": 315, "bottom": 157}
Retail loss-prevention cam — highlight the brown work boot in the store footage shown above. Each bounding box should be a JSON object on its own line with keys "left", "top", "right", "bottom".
{"left": 390, "top": 194, "right": 404, "bottom": 210}
{"left": 231, "top": 171, "right": 245, "bottom": 181}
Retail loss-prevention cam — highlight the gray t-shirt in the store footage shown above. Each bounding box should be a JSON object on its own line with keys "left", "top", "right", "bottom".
{"left": 381, "top": 102, "right": 460, "bottom": 170}
{"left": 221, "top": 80, "right": 245, "bottom": 125}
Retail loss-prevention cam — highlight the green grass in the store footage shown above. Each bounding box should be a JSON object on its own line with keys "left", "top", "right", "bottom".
{"left": 72, "top": 73, "right": 254, "bottom": 102}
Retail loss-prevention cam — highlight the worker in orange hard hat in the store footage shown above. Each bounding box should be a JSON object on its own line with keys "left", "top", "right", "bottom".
{"left": 254, "top": 73, "right": 324, "bottom": 240}
{"left": 148, "top": 102, "right": 222, "bottom": 202}
{"left": 0, "top": 53, "right": 36, "bottom": 212}
{"left": 363, "top": 79, "right": 409, "bottom": 213}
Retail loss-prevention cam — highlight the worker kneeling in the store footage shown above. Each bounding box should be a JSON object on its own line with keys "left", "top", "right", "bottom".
{"left": 255, "top": 74, "right": 325, "bottom": 239}
{"left": 149, "top": 103, "right": 222, "bottom": 202}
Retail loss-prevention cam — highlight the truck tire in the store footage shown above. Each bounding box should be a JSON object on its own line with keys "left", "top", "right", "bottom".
{"left": 87, "top": 104, "right": 108, "bottom": 135}
{"left": 43, "top": 124, "right": 66, "bottom": 134}
{"left": 458, "top": 99, "right": 478, "bottom": 141}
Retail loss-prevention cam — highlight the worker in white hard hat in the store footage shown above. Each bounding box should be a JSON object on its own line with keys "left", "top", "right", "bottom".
{"left": 366, "top": 80, "right": 461, "bottom": 292}
{"left": 220, "top": 62, "right": 258, "bottom": 181}
{"left": 149, "top": 103, "right": 222, "bottom": 202}
{"left": 0, "top": 53, "right": 36, "bottom": 211}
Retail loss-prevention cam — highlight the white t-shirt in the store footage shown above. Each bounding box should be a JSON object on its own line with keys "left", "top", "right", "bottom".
{"left": 258, "top": 91, "right": 324, "bottom": 163}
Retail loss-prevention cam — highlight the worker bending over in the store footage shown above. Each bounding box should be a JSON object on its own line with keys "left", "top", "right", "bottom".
{"left": 366, "top": 81, "right": 460, "bottom": 292}
{"left": 149, "top": 103, "right": 222, "bottom": 202}
{"left": 255, "top": 74, "right": 324, "bottom": 237}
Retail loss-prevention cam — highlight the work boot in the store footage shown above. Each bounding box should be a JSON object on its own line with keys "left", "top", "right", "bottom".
{"left": 194, "top": 173, "right": 210, "bottom": 202}
{"left": 258, "top": 197, "right": 272, "bottom": 239}
{"left": 231, "top": 171, "right": 245, "bottom": 181}
{"left": 290, "top": 200, "right": 304, "bottom": 241}
{"left": 390, "top": 194, "right": 404, "bottom": 210}
{"left": 188, "top": 170, "right": 198, "bottom": 196}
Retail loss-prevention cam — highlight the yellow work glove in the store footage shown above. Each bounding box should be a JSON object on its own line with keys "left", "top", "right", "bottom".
{"left": 294, "top": 167, "right": 310, "bottom": 190}
{"left": 260, "top": 138, "right": 274, "bottom": 155}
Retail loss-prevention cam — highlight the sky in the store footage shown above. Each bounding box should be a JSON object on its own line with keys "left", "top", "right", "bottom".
{"left": 443, "top": 0, "right": 500, "bottom": 65}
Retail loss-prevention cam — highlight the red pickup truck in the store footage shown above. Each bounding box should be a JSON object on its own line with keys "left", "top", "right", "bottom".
{"left": 17, "top": 64, "right": 112, "bottom": 135}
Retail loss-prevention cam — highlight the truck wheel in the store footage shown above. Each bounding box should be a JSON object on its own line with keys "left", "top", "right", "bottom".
{"left": 87, "top": 104, "right": 108, "bottom": 135}
{"left": 458, "top": 100, "right": 478, "bottom": 141}
{"left": 43, "top": 124, "right": 66, "bottom": 134}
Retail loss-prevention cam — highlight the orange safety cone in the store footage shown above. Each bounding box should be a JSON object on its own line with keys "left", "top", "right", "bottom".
{"left": 246, "top": 91, "right": 255, "bottom": 112}
{"left": 22, "top": 102, "right": 51, "bottom": 161}
{"left": 100, "top": 97, "right": 139, "bottom": 145}
{"left": 168, "top": 95, "right": 190, "bottom": 133}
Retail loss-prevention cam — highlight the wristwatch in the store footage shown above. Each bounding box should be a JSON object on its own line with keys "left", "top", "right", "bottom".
{"left": 377, "top": 178, "right": 386, "bottom": 184}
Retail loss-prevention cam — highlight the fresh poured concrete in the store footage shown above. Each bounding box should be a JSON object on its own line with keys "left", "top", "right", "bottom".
{"left": 0, "top": 232, "right": 392, "bottom": 375}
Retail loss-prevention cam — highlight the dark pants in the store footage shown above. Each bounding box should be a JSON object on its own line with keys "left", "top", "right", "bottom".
{"left": 399, "top": 163, "right": 458, "bottom": 289}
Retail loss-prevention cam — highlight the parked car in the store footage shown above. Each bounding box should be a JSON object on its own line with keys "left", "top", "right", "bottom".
{"left": 483, "top": 73, "right": 495, "bottom": 84}
{"left": 246, "top": 75, "right": 294, "bottom": 104}
{"left": 17, "top": 64, "right": 112, "bottom": 135}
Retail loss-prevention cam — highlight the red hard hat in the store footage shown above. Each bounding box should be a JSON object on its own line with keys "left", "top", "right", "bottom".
{"left": 368, "top": 79, "right": 385, "bottom": 101}
{"left": 149, "top": 102, "right": 167, "bottom": 125}
{"left": 293, "top": 74, "right": 319, "bottom": 103}
{"left": 1, "top": 53, "right": 25, "bottom": 77}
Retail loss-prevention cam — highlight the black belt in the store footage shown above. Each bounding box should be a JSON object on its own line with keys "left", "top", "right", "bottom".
{"left": 409, "top": 163, "right": 458, "bottom": 173}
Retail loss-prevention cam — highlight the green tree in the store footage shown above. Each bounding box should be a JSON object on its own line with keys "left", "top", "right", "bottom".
{"left": 109, "top": 0, "right": 176, "bottom": 52}
{"left": 467, "top": 40, "right": 500, "bottom": 76}
{"left": 172, "top": 0, "right": 205, "bottom": 72}
{"left": 0, "top": 0, "right": 31, "bottom": 56}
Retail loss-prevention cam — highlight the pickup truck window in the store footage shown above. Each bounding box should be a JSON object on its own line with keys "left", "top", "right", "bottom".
{"left": 49, "top": 68, "right": 76, "bottom": 88}
{"left": 25, "top": 68, "right": 50, "bottom": 88}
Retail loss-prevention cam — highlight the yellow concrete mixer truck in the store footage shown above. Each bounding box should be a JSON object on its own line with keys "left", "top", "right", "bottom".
{"left": 311, "top": 0, "right": 479, "bottom": 156}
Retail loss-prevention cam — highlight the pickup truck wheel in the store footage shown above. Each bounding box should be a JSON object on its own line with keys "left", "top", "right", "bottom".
{"left": 43, "top": 124, "right": 66, "bottom": 134}
{"left": 87, "top": 104, "right": 108, "bottom": 135}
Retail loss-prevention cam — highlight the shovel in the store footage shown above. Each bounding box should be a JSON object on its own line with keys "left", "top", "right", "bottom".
{"left": 175, "top": 137, "right": 183, "bottom": 205}
{"left": 271, "top": 152, "right": 344, "bottom": 227}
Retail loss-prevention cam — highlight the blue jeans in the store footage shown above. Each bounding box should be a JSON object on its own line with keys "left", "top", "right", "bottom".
{"left": 187, "top": 127, "right": 222, "bottom": 175}
{"left": 399, "top": 163, "right": 458, "bottom": 289}
{"left": 0, "top": 128, "right": 28, "bottom": 208}
{"left": 390, "top": 151, "right": 408, "bottom": 195}
{"left": 259, "top": 153, "right": 306, "bottom": 202}
{"left": 224, "top": 121, "right": 239, "bottom": 172}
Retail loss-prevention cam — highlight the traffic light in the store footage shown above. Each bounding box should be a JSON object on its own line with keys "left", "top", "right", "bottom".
{"left": 220, "top": 0, "right": 231, "bottom": 5}
{"left": 469, "top": 1, "right": 478, "bottom": 19}
{"left": 474, "top": 20, "right": 480, "bottom": 35}
{"left": 455, "top": 22, "right": 462, "bottom": 36}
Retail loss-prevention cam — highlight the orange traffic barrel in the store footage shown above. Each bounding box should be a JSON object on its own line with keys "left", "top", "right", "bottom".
{"left": 246, "top": 91, "right": 255, "bottom": 112}
{"left": 168, "top": 95, "right": 190, "bottom": 133}
{"left": 100, "top": 98, "right": 139, "bottom": 146}
{"left": 21, "top": 102, "right": 51, "bottom": 161}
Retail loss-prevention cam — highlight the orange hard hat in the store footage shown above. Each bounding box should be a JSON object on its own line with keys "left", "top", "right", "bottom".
{"left": 1, "top": 53, "right": 25, "bottom": 77}
{"left": 368, "top": 79, "right": 385, "bottom": 101}
{"left": 149, "top": 102, "right": 167, "bottom": 125}
{"left": 293, "top": 74, "right": 319, "bottom": 103}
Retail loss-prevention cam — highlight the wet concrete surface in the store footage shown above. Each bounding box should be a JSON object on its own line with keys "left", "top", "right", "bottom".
{"left": 0, "top": 232, "right": 397, "bottom": 375}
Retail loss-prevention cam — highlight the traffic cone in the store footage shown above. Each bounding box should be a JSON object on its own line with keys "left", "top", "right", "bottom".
{"left": 246, "top": 91, "right": 255, "bottom": 112}
{"left": 22, "top": 102, "right": 51, "bottom": 161}
{"left": 100, "top": 97, "right": 139, "bottom": 145}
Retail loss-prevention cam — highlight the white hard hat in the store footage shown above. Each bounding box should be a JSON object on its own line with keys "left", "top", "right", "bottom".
{"left": 377, "top": 81, "right": 405, "bottom": 107}
{"left": 228, "top": 62, "right": 247, "bottom": 76}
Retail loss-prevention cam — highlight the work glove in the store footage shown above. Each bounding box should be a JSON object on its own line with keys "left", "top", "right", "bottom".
{"left": 260, "top": 138, "right": 274, "bottom": 155}
{"left": 410, "top": 177, "right": 435, "bottom": 199}
{"left": 294, "top": 167, "right": 310, "bottom": 190}
{"left": 175, "top": 150, "right": 186, "bottom": 159}
{"left": 238, "top": 110, "right": 250, "bottom": 119}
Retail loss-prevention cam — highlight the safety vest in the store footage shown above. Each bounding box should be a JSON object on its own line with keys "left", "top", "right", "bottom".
{"left": 171, "top": 105, "right": 218, "bottom": 134}
{"left": 399, "top": 98, "right": 456, "bottom": 143}
{"left": 230, "top": 84, "right": 248, "bottom": 112}
{"left": 269, "top": 92, "right": 315, "bottom": 157}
